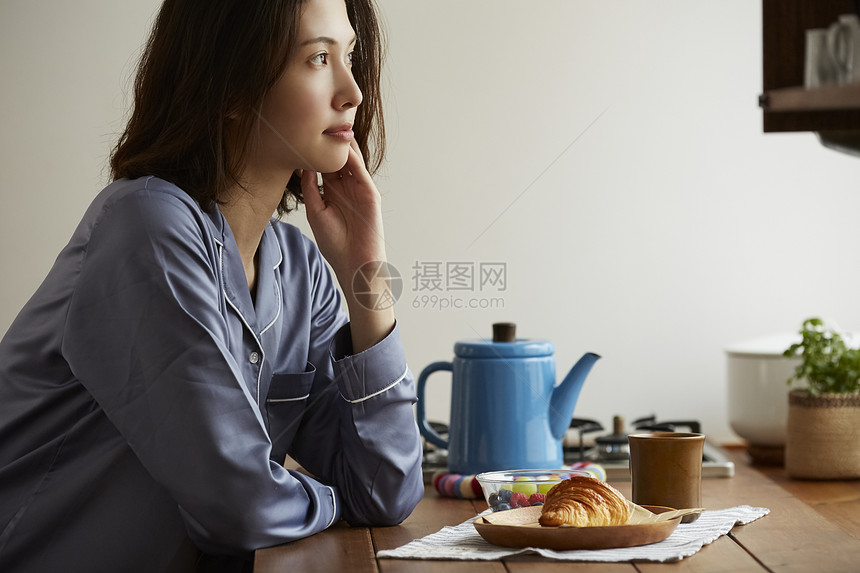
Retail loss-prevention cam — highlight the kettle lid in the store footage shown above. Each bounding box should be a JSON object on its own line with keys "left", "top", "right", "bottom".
{"left": 454, "top": 322, "right": 554, "bottom": 358}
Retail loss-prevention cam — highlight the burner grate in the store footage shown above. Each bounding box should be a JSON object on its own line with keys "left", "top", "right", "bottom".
{"left": 419, "top": 415, "right": 736, "bottom": 484}
{"left": 563, "top": 415, "right": 734, "bottom": 479}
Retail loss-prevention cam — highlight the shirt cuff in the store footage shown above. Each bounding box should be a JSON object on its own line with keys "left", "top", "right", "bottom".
{"left": 330, "top": 321, "right": 411, "bottom": 403}
{"left": 288, "top": 469, "right": 343, "bottom": 529}
{"left": 325, "top": 485, "right": 341, "bottom": 528}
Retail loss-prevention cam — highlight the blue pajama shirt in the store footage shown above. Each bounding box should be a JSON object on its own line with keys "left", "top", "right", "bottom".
{"left": 0, "top": 176, "right": 424, "bottom": 572}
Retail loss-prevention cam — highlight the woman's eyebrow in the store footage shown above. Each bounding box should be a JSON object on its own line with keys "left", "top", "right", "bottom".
{"left": 300, "top": 35, "right": 357, "bottom": 47}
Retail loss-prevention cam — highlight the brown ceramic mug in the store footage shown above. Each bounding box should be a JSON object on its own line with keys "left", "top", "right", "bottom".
{"left": 628, "top": 432, "right": 705, "bottom": 523}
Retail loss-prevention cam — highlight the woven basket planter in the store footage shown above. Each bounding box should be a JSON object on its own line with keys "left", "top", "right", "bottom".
{"left": 785, "top": 389, "right": 860, "bottom": 479}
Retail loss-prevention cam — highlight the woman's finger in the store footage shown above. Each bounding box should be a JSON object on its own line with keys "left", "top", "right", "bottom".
{"left": 341, "top": 145, "right": 369, "bottom": 181}
{"left": 300, "top": 169, "right": 324, "bottom": 213}
{"left": 350, "top": 138, "right": 364, "bottom": 162}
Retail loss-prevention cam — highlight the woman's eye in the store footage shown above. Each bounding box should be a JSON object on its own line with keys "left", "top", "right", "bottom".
{"left": 311, "top": 53, "right": 328, "bottom": 65}
{"left": 346, "top": 51, "right": 354, "bottom": 66}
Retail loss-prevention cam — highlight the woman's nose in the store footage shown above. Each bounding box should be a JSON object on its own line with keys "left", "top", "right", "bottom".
{"left": 335, "top": 66, "right": 363, "bottom": 110}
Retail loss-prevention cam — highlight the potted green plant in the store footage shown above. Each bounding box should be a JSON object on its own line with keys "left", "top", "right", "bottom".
{"left": 782, "top": 317, "right": 860, "bottom": 479}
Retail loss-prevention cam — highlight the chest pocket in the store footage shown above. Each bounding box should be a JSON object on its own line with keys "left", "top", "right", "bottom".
{"left": 266, "top": 362, "right": 316, "bottom": 462}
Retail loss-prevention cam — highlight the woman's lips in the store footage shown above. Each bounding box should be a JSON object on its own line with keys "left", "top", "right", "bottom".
{"left": 323, "top": 125, "right": 354, "bottom": 141}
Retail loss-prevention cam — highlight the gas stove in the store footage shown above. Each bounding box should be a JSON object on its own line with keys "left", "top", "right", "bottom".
{"left": 421, "top": 415, "right": 735, "bottom": 483}
{"left": 562, "top": 415, "right": 735, "bottom": 480}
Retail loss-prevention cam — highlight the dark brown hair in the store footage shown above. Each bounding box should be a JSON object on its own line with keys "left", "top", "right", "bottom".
{"left": 110, "top": 0, "right": 385, "bottom": 215}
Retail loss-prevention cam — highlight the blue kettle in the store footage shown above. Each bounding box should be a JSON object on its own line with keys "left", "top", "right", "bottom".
{"left": 416, "top": 323, "right": 600, "bottom": 475}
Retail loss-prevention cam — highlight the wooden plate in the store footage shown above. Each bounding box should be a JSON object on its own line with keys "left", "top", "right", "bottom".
{"left": 473, "top": 505, "right": 682, "bottom": 551}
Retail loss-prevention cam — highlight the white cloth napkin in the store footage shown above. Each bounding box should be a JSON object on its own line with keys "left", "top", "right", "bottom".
{"left": 376, "top": 505, "right": 769, "bottom": 563}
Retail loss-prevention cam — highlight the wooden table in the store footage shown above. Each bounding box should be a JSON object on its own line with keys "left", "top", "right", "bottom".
{"left": 255, "top": 448, "right": 860, "bottom": 572}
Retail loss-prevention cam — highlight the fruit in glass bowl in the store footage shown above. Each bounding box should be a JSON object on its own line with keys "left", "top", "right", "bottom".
{"left": 476, "top": 469, "right": 592, "bottom": 512}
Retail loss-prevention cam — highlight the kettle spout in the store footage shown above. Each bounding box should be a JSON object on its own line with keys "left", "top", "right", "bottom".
{"left": 549, "top": 352, "right": 600, "bottom": 439}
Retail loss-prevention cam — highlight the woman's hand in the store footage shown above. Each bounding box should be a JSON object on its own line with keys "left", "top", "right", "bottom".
{"left": 301, "top": 141, "right": 395, "bottom": 352}
{"left": 301, "top": 140, "right": 385, "bottom": 279}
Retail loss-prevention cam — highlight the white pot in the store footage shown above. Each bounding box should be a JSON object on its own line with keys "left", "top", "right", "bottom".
{"left": 725, "top": 333, "right": 802, "bottom": 446}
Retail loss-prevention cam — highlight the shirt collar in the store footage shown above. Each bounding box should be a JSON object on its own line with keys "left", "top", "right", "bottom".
{"left": 254, "top": 222, "right": 283, "bottom": 335}
{"left": 210, "top": 208, "right": 283, "bottom": 336}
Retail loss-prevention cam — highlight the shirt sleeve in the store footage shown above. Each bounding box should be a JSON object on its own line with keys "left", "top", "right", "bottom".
{"left": 60, "top": 187, "right": 342, "bottom": 555}
{"left": 285, "top": 240, "right": 424, "bottom": 527}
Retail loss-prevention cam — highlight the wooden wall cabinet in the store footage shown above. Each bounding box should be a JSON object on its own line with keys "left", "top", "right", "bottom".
{"left": 761, "top": 0, "right": 860, "bottom": 132}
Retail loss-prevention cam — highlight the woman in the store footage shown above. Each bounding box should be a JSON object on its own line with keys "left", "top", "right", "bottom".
{"left": 0, "top": 0, "right": 423, "bottom": 571}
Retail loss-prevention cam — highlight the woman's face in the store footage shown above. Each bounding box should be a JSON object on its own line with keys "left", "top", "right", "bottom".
{"left": 253, "top": 0, "right": 362, "bottom": 179}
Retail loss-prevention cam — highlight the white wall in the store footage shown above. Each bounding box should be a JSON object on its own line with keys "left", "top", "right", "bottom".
{"left": 2, "top": 0, "right": 859, "bottom": 444}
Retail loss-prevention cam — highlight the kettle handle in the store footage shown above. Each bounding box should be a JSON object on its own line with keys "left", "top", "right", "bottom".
{"left": 416, "top": 361, "right": 452, "bottom": 450}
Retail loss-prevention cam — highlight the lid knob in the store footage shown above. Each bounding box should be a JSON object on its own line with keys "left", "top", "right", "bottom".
{"left": 492, "top": 322, "right": 517, "bottom": 343}
{"left": 612, "top": 415, "right": 625, "bottom": 435}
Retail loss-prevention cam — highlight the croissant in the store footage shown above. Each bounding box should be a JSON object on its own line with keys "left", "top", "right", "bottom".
{"left": 538, "top": 475, "right": 632, "bottom": 527}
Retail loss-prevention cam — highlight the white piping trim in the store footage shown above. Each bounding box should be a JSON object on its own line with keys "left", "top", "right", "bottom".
{"left": 219, "top": 243, "right": 265, "bottom": 408}
{"left": 340, "top": 366, "right": 409, "bottom": 404}
{"left": 260, "top": 282, "right": 280, "bottom": 335}
{"left": 258, "top": 226, "right": 282, "bottom": 335}
{"left": 268, "top": 393, "right": 310, "bottom": 403}
{"left": 325, "top": 486, "right": 337, "bottom": 528}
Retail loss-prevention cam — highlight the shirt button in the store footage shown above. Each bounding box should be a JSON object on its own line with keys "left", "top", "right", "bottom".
{"left": 249, "top": 351, "right": 260, "bottom": 364}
